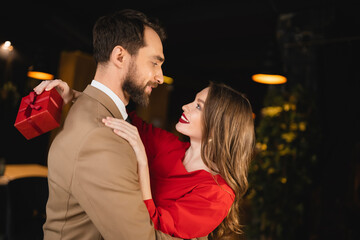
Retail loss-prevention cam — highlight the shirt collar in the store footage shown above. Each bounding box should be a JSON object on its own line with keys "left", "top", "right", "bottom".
{"left": 90, "top": 80, "right": 128, "bottom": 120}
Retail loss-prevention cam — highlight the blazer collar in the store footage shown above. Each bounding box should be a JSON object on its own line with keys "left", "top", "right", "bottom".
{"left": 83, "top": 85, "right": 124, "bottom": 120}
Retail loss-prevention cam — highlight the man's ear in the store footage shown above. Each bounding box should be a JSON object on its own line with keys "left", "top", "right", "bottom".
{"left": 111, "top": 46, "right": 128, "bottom": 68}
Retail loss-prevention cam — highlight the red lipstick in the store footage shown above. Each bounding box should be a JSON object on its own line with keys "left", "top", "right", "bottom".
{"left": 179, "top": 113, "right": 189, "bottom": 123}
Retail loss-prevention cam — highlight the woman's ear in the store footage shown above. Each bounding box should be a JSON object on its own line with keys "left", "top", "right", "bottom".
{"left": 111, "top": 46, "right": 128, "bottom": 68}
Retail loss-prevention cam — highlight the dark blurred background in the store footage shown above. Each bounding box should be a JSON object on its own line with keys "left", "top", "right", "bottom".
{"left": 0, "top": 0, "right": 359, "bottom": 239}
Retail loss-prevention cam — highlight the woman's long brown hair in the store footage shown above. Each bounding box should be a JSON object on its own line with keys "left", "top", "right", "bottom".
{"left": 201, "top": 82, "right": 255, "bottom": 239}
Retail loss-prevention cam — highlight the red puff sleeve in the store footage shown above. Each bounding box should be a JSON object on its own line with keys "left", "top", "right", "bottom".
{"left": 143, "top": 184, "right": 234, "bottom": 239}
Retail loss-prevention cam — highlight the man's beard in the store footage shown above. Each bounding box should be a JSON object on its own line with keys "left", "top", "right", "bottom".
{"left": 122, "top": 62, "right": 157, "bottom": 107}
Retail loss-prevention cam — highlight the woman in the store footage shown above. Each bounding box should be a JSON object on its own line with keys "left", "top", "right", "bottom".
{"left": 34, "top": 80, "right": 255, "bottom": 239}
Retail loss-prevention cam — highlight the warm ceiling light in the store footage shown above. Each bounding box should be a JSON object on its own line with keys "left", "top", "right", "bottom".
{"left": 0, "top": 41, "right": 13, "bottom": 51}
{"left": 163, "top": 76, "right": 174, "bottom": 85}
{"left": 252, "top": 74, "right": 287, "bottom": 84}
{"left": 27, "top": 71, "right": 54, "bottom": 80}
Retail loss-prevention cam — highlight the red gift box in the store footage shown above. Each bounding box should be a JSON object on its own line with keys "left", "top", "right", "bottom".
{"left": 14, "top": 89, "right": 63, "bottom": 140}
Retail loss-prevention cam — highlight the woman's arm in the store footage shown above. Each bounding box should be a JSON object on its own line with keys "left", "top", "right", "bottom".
{"left": 102, "top": 116, "right": 152, "bottom": 200}
{"left": 143, "top": 185, "right": 233, "bottom": 239}
{"left": 33, "top": 79, "right": 79, "bottom": 105}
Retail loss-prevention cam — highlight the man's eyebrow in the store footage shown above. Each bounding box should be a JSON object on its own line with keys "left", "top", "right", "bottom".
{"left": 153, "top": 55, "right": 165, "bottom": 62}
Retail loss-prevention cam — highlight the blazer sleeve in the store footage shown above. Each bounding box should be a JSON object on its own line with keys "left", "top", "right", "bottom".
{"left": 71, "top": 126, "right": 155, "bottom": 240}
{"left": 143, "top": 184, "right": 234, "bottom": 239}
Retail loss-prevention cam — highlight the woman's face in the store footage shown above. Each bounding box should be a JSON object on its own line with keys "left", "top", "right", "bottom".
{"left": 175, "top": 87, "right": 209, "bottom": 141}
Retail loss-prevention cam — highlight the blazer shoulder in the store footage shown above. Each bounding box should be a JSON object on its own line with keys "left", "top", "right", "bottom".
{"left": 82, "top": 85, "right": 123, "bottom": 119}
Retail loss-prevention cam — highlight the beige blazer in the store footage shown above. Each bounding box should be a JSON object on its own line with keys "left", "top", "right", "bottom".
{"left": 43, "top": 85, "right": 155, "bottom": 240}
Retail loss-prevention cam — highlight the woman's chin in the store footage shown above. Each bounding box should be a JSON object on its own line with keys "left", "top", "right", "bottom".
{"left": 175, "top": 123, "right": 183, "bottom": 133}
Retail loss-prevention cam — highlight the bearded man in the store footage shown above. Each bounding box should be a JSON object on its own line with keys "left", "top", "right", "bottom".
{"left": 42, "top": 9, "right": 166, "bottom": 240}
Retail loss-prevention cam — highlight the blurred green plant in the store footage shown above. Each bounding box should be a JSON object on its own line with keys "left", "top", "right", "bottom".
{"left": 245, "top": 83, "right": 321, "bottom": 240}
{"left": 0, "top": 81, "right": 20, "bottom": 111}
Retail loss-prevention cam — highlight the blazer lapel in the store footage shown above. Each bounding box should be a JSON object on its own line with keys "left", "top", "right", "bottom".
{"left": 83, "top": 85, "right": 124, "bottom": 120}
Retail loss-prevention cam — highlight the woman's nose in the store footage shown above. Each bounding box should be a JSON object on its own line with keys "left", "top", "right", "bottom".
{"left": 182, "top": 103, "right": 190, "bottom": 112}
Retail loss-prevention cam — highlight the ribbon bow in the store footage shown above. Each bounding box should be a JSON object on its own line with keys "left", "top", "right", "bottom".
{"left": 24, "top": 91, "right": 42, "bottom": 118}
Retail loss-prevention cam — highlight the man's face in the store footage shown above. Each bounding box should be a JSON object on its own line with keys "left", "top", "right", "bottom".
{"left": 123, "top": 27, "right": 165, "bottom": 106}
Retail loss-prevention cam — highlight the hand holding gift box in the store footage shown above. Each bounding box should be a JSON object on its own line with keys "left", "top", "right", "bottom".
{"left": 14, "top": 88, "right": 63, "bottom": 140}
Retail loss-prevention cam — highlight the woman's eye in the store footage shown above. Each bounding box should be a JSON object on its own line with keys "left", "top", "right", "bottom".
{"left": 153, "top": 62, "right": 158, "bottom": 66}
{"left": 196, "top": 104, "right": 201, "bottom": 110}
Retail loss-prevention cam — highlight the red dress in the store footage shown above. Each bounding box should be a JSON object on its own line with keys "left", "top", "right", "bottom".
{"left": 129, "top": 112, "right": 235, "bottom": 239}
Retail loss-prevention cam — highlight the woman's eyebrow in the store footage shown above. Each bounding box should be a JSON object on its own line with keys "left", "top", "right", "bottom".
{"left": 197, "top": 98, "right": 205, "bottom": 104}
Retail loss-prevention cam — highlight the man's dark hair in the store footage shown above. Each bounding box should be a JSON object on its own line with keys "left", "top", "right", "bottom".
{"left": 92, "top": 9, "right": 166, "bottom": 63}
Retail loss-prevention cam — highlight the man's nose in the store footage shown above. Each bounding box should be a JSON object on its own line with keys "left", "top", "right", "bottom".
{"left": 155, "top": 69, "right": 164, "bottom": 84}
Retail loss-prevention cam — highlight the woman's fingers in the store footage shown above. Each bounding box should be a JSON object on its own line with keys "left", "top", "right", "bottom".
{"left": 33, "top": 80, "right": 51, "bottom": 94}
{"left": 102, "top": 117, "right": 140, "bottom": 144}
{"left": 102, "top": 117, "right": 148, "bottom": 166}
{"left": 33, "top": 79, "right": 68, "bottom": 95}
{"left": 45, "top": 79, "right": 67, "bottom": 91}
{"left": 103, "top": 117, "right": 134, "bottom": 131}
